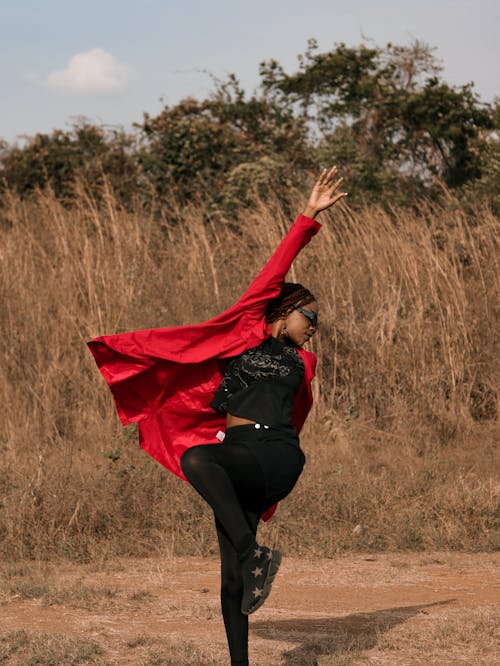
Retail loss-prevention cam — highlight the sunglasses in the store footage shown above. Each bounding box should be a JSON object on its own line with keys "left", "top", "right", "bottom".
{"left": 295, "top": 306, "right": 318, "bottom": 328}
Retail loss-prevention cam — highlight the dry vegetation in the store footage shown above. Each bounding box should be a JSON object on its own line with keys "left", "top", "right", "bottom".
{"left": 0, "top": 183, "right": 498, "bottom": 560}
{"left": 0, "top": 554, "right": 498, "bottom": 664}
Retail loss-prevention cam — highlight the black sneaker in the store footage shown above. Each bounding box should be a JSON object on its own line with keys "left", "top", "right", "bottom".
{"left": 240, "top": 544, "right": 282, "bottom": 615}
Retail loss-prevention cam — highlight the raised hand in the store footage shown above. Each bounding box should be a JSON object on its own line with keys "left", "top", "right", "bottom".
{"left": 303, "top": 166, "right": 347, "bottom": 218}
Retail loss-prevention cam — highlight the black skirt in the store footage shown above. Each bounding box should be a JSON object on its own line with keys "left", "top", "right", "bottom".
{"left": 222, "top": 423, "right": 305, "bottom": 510}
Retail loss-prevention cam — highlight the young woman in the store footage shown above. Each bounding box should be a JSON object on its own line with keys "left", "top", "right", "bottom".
{"left": 88, "top": 166, "right": 346, "bottom": 665}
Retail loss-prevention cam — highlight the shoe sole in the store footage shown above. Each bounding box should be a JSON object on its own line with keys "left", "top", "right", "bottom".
{"left": 242, "top": 549, "right": 282, "bottom": 615}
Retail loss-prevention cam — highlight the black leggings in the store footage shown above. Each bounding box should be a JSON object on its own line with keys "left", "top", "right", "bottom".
{"left": 180, "top": 441, "right": 267, "bottom": 666}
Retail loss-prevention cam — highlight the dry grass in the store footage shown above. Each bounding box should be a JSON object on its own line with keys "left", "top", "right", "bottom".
{"left": 0, "top": 553, "right": 498, "bottom": 664}
{"left": 0, "top": 630, "right": 105, "bottom": 665}
{"left": 1, "top": 609, "right": 496, "bottom": 666}
{"left": 5, "top": 580, "right": 120, "bottom": 609}
{"left": 279, "top": 606, "right": 500, "bottom": 665}
{"left": 376, "top": 606, "right": 499, "bottom": 659}
{"left": 0, "top": 183, "right": 498, "bottom": 560}
{"left": 0, "top": 560, "right": 154, "bottom": 611}
{"left": 0, "top": 630, "right": 220, "bottom": 665}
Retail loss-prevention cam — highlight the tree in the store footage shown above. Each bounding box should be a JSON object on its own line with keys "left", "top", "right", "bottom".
{"left": 1, "top": 42, "right": 495, "bottom": 210}
{"left": 454, "top": 97, "right": 500, "bottom": 213}
{"left": 259, "top": 40, "right": 494, "bottom": 201}
{"left": 136, "top": 75, "right": 310, "bottom": 209}
{"left": 0, "top": 121, "right": 141, "bottom": 204}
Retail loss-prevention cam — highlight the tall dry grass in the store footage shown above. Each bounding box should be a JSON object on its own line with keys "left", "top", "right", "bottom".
{"left": 0, "top": 183, "right": 498, "bottom": 560}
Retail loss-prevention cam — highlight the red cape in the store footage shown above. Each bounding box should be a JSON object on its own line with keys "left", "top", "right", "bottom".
{"left": 88, "top": 214, "right": 321, "bottom": 520}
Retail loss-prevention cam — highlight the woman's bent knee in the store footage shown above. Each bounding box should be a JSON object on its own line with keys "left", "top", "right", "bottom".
{"left": 180, "top": 445, "right": 209, "bottom": 476}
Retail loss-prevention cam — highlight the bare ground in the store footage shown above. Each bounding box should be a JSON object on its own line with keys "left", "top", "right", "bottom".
{"left": 1, "top": 553, "right": 499, "bottom": 665}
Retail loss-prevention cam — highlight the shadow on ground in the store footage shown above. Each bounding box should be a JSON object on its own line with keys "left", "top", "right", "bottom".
{"left": 251, "top": 600, "right": 454, "bottom": 665}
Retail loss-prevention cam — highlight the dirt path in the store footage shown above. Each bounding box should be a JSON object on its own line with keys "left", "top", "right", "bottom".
{"left": 1, "top": 553, "right": 499, "bottom": 665}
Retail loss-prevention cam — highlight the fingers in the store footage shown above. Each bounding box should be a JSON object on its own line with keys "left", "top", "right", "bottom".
{"left": 330, "top": 192, "right": 348, "bottom": 204}
{"left": 327, "top": 168, "right": 347, "bottom": 195}
{"left": 327, "top": 165, "right": 338, "bottom": 179}
{"left": 330, "top": 175, "right": 343, "bottom": 191}
{"left": 317, "top": 168, "right": 328, "bottom": 185}
{"left": 318, "top": 165, "right": 338, "bottom": 186}
{"left": 316, "top": 166, "right": 348, "bottom": 207}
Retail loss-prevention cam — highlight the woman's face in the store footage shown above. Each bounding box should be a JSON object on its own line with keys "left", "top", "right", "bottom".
{"left": 283, "top": 301, "right": 318, "bottom": 347}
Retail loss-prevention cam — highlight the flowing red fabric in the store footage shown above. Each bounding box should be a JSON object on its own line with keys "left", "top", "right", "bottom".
{"left": 87, "top": 214, "right": 321, "bottom": 521}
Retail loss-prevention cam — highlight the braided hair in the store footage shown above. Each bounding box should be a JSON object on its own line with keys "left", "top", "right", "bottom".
{"left": 265, "top": 282, "right": 316, "bottom": 323}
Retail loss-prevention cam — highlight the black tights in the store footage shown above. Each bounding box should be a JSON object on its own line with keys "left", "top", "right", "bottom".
{"left": 180, "top": 442, "right": 267, "bottom": 666}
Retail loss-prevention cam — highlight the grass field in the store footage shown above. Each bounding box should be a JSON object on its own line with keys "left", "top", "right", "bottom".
{"left": 0, "top": 184, "right": 498, "bottom": 561}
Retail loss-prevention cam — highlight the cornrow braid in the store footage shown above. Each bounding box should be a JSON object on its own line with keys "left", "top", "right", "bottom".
{"left": 265, "top": 282, "right": 316, "bottom": 323}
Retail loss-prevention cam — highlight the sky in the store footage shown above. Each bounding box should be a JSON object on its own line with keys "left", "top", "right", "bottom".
{"left": 1, "top": 0, "right": 498, "bottom": 145}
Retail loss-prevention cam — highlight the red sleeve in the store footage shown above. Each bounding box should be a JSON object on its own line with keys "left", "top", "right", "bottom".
{"left": 86, "top": 214, "right": 321, "bottom": 426}
{"left": 230, "top": 214, "right": 321, "bottom": 314}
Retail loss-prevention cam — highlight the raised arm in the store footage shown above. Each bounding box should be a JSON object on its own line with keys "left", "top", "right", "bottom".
{"left": 234, "top": 167, "right": 346, "bottom": 312}
{"left": 87, "top": 168, "right": 346, "bottom": 374}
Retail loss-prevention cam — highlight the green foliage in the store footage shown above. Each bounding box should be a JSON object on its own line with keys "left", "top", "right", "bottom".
{"left": 212, "top": 155, "right": 292, "bottom": 219}
{"left": 454, "top": 97, "right": 500, "bottom": 213}
{"left": 136, "top": 75, "right": 310, "bottom": 208}
{"left": 260, "top": 39, "right": 495, "bottom": 204}
{"left": 0, "top": 41, "right": 497, "bottom": 209}
{"left": 0, "top": 121, "right": 141, "bottom": 204}
{"left": 399, "top": 78, "right": 491, "bottom": 187}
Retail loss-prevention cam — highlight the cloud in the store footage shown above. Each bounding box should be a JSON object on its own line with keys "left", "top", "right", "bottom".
{"left": 45, "top": 48, "right": 130, "bottom": 94}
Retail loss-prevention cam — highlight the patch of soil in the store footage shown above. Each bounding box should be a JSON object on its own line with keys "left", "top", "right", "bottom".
{"left": 1, "top": 553, "right": 499, "bottom": 664}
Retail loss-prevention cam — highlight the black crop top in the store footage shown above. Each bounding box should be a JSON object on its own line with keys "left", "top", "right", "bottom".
{"left": 210, "top": 336, "right": 304, "bottom": 429}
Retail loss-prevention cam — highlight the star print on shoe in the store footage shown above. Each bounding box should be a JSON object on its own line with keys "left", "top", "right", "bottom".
{"left": 241, "top": 544, "right": 282, "bottom": 615}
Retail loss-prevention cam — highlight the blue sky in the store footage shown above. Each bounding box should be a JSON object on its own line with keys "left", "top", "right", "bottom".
{"left": 1, "top": 0, "right": 498, "bottom": 144}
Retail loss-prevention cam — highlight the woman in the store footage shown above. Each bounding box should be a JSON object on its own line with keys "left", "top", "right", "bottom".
{"left": 88, "top": 166, "right": 346, "bottom": 665}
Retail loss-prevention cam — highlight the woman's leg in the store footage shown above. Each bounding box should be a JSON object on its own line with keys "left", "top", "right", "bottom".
{"left": 181, "top": 441, "right": 266, "bottom": 663}
{"left": 180, "top": 442, "right": 266, "bottom": 557}
{"left": 216, "top": 508, "right": 260, "bottom": 666}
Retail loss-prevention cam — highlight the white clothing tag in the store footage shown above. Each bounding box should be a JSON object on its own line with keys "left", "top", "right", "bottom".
{"left": 216, "top": 430, "right": 226, "bottom": 442}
